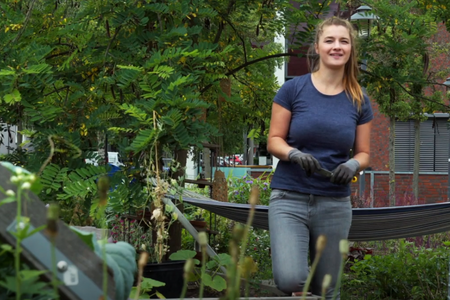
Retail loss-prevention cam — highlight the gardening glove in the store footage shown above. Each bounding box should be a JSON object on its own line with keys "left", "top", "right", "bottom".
{"left": 288, "top": 148, "right": 321, "bottom": 177}
{"left": 331, "top": 159, "right": 360, "bottom": 185}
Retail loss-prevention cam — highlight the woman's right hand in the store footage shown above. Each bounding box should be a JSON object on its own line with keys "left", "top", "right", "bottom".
{"left": 288, "top": 149, "right": 321, "bottom": 176}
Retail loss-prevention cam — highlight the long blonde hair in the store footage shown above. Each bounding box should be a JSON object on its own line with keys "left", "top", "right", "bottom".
{"left": 307, "top": 17, "right": 363, "bottom": 111}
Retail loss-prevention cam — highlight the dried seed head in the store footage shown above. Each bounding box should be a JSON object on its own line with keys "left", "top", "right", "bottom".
{"left": 249, "top": 186, "right": 259, "bottom": 205}
{"left": 138, "top": 251, "right": 149, "bottom": 269}
{"left": 198, "top": 232, "right": 208, "bottom": 247}
{"left": 339, "top": 239, "right": 349, "bottom": 256}
{"left": 232, "top": 224, "right": 245, "bottom": 242}
{"left": 97, "top": 176, "right": 110, "bottom": 206}
{"left": 46, "top": 203, "right": 60, "bottom": 238}
{"left": 322, "top": 274, "right": 332, "bottom": 290}
{"left": 184, "top": 258, "right": 194, "bottom": 274}
{"left": 316, "top": 235, "right": 327, "bottom": 254}
{"left": 21, "top": 182, "right": 31, "bottom": 190}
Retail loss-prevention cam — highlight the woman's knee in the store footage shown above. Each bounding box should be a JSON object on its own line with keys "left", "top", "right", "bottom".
{"left": 274, "top": 273, "right": 307, "bottom": 294}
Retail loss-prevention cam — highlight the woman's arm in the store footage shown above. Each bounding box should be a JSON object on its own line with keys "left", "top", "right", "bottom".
{"left": 267, "top": 103, "right": 294, "bottom": 161}
{"left": 352, "top": 120, "right": 372, "bottom": 171}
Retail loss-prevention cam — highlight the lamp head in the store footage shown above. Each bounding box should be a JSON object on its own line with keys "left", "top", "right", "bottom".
{"left": 350, "top": 6, "right": 378, "bottom": 38}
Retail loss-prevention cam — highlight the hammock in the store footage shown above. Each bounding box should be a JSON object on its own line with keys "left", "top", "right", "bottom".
{"left": 172, "top": 191, "right": 450, "bottom": 241}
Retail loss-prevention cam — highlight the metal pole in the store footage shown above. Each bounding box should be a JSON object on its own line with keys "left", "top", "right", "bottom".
{"left": 359, "top": 170, "right": 365, "bottom": 199}
{"left": 162, "top": 196, "right": 226, "bottom": 273}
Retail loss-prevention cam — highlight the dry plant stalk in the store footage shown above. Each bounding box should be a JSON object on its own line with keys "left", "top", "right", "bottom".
{"left": 134, "top": 251, "right": 149, "bottom": 300}
{"left": 151, "top": 110, "right": 170, "bottom": 263}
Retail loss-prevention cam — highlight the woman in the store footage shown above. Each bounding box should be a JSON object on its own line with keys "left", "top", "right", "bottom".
{"left": 267, "top": 17, "right": 373, "bottom": 299}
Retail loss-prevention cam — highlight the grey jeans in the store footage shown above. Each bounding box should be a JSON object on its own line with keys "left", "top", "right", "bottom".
{"left": 268, "top": 189, "right": 352, "bottom": 300}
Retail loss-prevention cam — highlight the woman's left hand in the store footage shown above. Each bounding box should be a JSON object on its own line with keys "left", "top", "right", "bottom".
{"left": 331, "top": 159, "right": 360, "bottom": 185}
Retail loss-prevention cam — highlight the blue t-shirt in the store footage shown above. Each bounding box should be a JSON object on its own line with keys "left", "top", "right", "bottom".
{"left": 270, "top": 73, "right": 373, "bottom": 197}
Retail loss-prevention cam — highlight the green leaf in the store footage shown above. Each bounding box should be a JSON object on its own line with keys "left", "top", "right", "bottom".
{"left": 169, "top": 249, "right": 196, "bottom": 261}
{"left": 155, "top": 290, "right": 166, "bottom": 299}
{"left": 25, "top": 224, "right": 46, "bottom": 238}
{"left": 0, "top": 69, "right": 15, "bottom": 76}
{"left": 0, "top": 197, "right": 16, "bottom": 207}
{"left": 0, "top": 162, "right": 31, "bottom": 174}
{"left": 141, "top": 276, "right": 166, "bottom": 289}
{"left": 4, "top": 89, "right": 21, "bottom": 104}
{"left": 19, "top": 270, "right": 48, "bottom": 281}
{"left": 202, "top": 273, "right": 227, "bottom": 291}
{"left": 70, "top": 226, "right": 97, "bottom": 251}
{"left": 129, "top": 287, "right": 151, "bottom": 299}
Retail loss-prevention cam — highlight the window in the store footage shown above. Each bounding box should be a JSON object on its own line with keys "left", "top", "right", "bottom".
{"left": 395, "top": 116, "right": 449, "bottom": 172}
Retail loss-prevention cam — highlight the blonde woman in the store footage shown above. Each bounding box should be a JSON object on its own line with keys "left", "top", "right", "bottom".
{"left": 267, "top": 17, "right": 373, "bottom": 299}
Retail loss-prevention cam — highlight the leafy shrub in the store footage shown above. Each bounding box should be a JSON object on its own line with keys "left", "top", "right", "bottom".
{"left": 227, "top": 173, "right": 272, "bottom": 206}
{"left": 343, "top": 239, "right": 450, "bottom": 299}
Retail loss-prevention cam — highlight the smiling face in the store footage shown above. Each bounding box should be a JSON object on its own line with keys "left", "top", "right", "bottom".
{"left": 315, "top": 25, "right": 352, "bottom": 71}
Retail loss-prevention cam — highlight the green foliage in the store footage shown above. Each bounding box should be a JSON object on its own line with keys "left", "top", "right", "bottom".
{"left": 343, "top": 239, "right": 450, "bottom": 299}
{"left": 129, "top": 277, "right": 166, "bottom": 299}
{"left": 227, "top": 173, "right": 272, "bottom": 205}
{"left": 362, "top": 0, "right": 448, "bottom": 117}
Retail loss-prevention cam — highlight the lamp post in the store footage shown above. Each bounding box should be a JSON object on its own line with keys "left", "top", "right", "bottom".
{"left": 350, "top": 7, "right": 377, "bottom": 201}
{"left": 446, "top": 78, "right": 450, "bottom": 300}
{"left": 444, "top": 77, "right": 450, "bottom": 201}
{"left": 350, "top": 6, "right": 378, "bottom": 71}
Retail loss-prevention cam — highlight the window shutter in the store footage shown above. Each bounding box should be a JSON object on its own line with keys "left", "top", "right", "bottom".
{"left": 419, "top": 119, "right": 435, "bottom": 172}
{"left": 395, "top": 121, "right": 414, "bottom": 172}
{"left": 434, "top": 118, "right": 449, "bottom": 172}
{"left": 395, "top": 117, "right": 448, "bottom": 172}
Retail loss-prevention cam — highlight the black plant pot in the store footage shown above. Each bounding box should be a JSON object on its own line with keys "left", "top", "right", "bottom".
{"left": 143, "top": 260, "right": 185, "bottom": 298}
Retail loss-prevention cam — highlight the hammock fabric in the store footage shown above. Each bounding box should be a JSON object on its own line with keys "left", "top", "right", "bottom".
{"left": 174, "top": 193, "right": 450, "bottom": 241}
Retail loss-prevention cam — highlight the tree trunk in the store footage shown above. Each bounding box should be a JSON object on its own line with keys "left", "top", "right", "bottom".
{"left": 389, "top": 117, "right": 396, "bottom": 206}
{"left": 413, "top": 119, "right": 420, "bottom": 202}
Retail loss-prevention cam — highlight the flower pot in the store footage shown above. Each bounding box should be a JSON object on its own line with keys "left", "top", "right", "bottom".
{"left": 142, "top": 260, "right": 185, "bottom": 298}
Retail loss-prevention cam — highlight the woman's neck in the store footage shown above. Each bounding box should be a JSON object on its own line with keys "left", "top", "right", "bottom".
{"left": 311, "top": 68, "right": 345, "bottom": 95}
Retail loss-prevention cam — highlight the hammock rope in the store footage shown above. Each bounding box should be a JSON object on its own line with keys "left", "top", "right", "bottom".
{"left": 172, "top": 192, "right": 450, "bottom": 241}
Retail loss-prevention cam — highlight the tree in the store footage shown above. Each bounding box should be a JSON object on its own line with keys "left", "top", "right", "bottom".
{"left": 361, "top": 0, "right": 449, "bottom": 205}
{"left": 0, "top": 0, "right": 333, "bottom": 256}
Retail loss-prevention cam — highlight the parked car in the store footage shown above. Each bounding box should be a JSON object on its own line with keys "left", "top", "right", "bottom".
{"left": 227, "top": 154, "right": 243, "bottom": 165}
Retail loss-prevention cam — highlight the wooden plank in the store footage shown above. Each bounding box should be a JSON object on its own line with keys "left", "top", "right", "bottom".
{"left": 184, "top": 179, "right": 214, "bottom": 186}
{"left": 0, "top": 164, "right": 116, "bottom": 300}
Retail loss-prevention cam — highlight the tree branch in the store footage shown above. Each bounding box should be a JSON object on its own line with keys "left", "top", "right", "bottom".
{"left": 360, "top": 68, "right": 450, "bottom": 111}
{"left": 200, "top": 52, "right": 299, "bottom": 94}
{"left": 9, "top": 0, "right": 38, "bottom": 46}
{"left": 394, "top": 81, "right": 450, "bottom": 111}
{"left": 223, "top": 18, "right": 247, "bottom": 64}
{"left": 104, "top": 25, "right": 122, "bottom": 64}
{"left": 213, "top": 0, "right": 236, "bottom": 44}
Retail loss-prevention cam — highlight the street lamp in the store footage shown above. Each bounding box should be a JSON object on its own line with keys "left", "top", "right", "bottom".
{"left": 444, "top": 77, "right": 450, "bottom": 202}
{"left": 350, "top": 6, "right": 378, "bottom": 201}
{"left": 444, "top": 77, "right": 450, "bottom": 88}
{"left": 350, "top": 5, "right": 378, "bottom": 38}
{"left": 350, "top": 6, "right": 378, "bottom": 72}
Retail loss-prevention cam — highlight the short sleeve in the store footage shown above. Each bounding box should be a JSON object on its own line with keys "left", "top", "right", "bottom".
{"left": 273, "top": 78, "right": 297, "bottom": 111}
{"left": 358, "top": 94, "right": 374, "bottom": 125}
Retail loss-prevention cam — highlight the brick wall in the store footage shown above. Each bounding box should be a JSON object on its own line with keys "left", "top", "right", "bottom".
{"left": 352, "top": 173, "right": 448, "bottom": 206}
{"left": 369, "top": 101, "right": 389, "bottom": 171}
